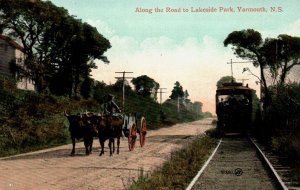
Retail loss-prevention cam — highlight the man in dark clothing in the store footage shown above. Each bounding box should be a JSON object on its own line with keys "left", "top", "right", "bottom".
{"left": 104, "top": 94, "right": 121, "bottom": 115}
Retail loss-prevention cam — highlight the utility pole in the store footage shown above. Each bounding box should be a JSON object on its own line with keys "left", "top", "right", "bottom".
{"left": 115, "top": 71, "right": 133, "bottom": 113}
{"left": 157, "top": 88, "right": 167, "bottom": 105}
{"left": 177, "top": 97, "right": 180, "bottom": 113}
{"left": 237, "top": 78, "right": 249, "bottom": 85}
{"left": 227, "top": 59, "right": 252, "bottom": 81}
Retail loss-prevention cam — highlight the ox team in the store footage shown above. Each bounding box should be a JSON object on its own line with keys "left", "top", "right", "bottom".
{"left": 64, "top": 94, "right": 123, "bottom": 156}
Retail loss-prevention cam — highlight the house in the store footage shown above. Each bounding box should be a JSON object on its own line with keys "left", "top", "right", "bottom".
{"left": 0, "top": 34, "right": 34, "bottom": 90}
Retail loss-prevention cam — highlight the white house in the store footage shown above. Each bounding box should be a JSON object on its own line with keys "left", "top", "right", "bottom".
{"left": 0, "top": 34, "right": 34, "bottom": 90}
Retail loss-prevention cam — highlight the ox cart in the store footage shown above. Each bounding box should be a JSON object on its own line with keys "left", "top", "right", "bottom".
{"left": 122, "top": 113, "right": 147, "bottom": 151}
{"left": 64, "top": 111, "right": 147, "bottom": 156}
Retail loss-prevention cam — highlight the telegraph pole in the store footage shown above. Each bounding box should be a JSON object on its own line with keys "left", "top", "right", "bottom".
{"left": 177, "top": 97, "right": 180, "bottom": 113}
{"left": 157, "top": 88, "right": 167, "bottom": 105}
{"left": 227, "top": 59, "right": 252, "bottom": 81}
{"left": 237, "top": 78, "right": 249, "bottom": 85}
{"left": 115, "top": 71, "right": 133, "bottom": 113}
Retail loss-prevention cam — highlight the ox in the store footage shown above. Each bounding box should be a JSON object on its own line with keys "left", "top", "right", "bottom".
{"left": 64, "top": 112, "right": 98, "bottom": 156}
{"left": 96, "top": 115, "right": 123, "bottom": 156}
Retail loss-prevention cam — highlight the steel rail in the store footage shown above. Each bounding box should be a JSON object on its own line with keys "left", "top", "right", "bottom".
{"left": 250, "top": 138, "right": 288, "bottom": 190}
{"left": 186, "top": 137, "right": 289, "bottom": 190}
{"left": 185, "top": 138, "right": 222, "bottom": 190}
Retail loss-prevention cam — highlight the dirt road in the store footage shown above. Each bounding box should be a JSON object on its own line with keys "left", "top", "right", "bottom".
{"left": 0, "top": 118, "right": 214, "bottom": 190}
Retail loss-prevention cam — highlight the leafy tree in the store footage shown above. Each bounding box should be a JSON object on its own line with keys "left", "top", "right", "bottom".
{"left": 224, "top": 29, "right": 300, "bottom": 107}
{"left": 0, "top": 0, "right": 66, "bottom": 92}
{"left": 80, "top": 77, "right": 94, "bottom": 99}
{"left": 224, "top": 29, "right": 270, "bottom": 106}
{"left": 184, "top": 90, "right": 189, "bottom": 99}
{"left": 193, "top": 101, "right": 203, "bottom": 115}
{"left": 131, "top": 75, "right": 159, "bottom": 100}
{"left": 93, "top": 80, "right": 108, "bottom": 103}
{"left": 112, "top": 79, "right": 132, "bottom": 92}
{"left": 183, "top": 90, "right": 191, "bottom": 103}
{"left": 0, "top": 0, "right": 111, "bottom": 96}
{"left": 216, "top": 76, "right": 236, "bottom": 89}
{"left": 169, "top": 81, "right": 184, "bottom": 100}
{"left": 262, "top": 35, "right": 300, "bottom": 85}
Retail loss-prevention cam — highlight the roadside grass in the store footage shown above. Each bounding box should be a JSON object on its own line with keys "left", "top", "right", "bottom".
{"left": 126, "top": 134, "right": 219, "bottom": 190}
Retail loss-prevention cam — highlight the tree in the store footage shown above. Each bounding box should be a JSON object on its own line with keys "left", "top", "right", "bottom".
{"left": 193, "top": 101, "right": 203, "bottom": 114}
{"left": 0, "top": 0, "right": 111, "bottom": 95}
{"left": 183, "top": 90, "right": 191, "bottom": 104}
{"left": 57, "top": 21, "right": 110, "bottom": 97}
{"left": 80, "top": 77, "right": 94, "bottom": 99}
{"left": 224, "top": 29, "right": 270, "bottom": 106}
{"left": 0, "top": 0, "right": 67, "bottom": 92}
{"left": 92, "top": 80, "right": 108, "bottom": 104}
{"left": 262, "top": 35, "right": 300, "bottom": 86}
{"left": 112, "top": 79, "right": 132, "bottom": 92}
{"left": 216, "top": 76, "right": 236, "bottom": 89}
{"left": 131, "top": 75, "right": 159, "bottom": 100}
{"left": 224, "top": 29, "right": 300, "bottom": 107}
{"left": 169, "top": 81, "right": 184, "bottom": 100}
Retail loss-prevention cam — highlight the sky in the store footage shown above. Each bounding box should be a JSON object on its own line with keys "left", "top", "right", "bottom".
{"left": 49, "top": 0, "right": 300, "bottom": 113}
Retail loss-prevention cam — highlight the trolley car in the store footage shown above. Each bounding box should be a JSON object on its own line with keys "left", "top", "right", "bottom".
{"left": 216, "top": 82, "right": 253, "bottom": 133}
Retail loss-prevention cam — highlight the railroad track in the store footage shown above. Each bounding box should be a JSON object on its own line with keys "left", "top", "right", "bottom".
{"left": 252, "top": 140, "right": 300, "bottom": 190}
{"left": 186, "top": 135, "right": 299, "bottom": 190}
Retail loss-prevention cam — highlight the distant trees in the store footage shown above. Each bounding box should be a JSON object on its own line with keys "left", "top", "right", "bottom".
{"left": 216, "top": 76, "right": 236, "bottom": 89}
{"left": 112, "top": 79, "right": 132, "bottom": 93}
{"left": 166, "top": 81, "right": 203, "bottom": 115}
{"left": 183, "top": 90, "right": 190, "bottom": 103}
{"left": 169, "top": 81, "right": 184, "bottom": 100}
{"left": 0, "top": 0, "right": 111, "bottom": 97}
{"left": 131, "top": 75, "right": 159, "bottom": 100}
{"left": 169, "top": 81, "right": 193, "bottom": 104}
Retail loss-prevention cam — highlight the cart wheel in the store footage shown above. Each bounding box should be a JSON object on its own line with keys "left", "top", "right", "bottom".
{"left": 139, "top": 117, "right": 147, "bottom": 147}
{"left": 128, "top": 122, "right": 137, "bottom": 151}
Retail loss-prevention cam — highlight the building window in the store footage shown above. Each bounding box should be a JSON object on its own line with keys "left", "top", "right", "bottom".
{"left": 0, "top": 43, "right": 8, "bottom": 51}
{"left": 17, "top": 58, "right": 23, "bottom": 63}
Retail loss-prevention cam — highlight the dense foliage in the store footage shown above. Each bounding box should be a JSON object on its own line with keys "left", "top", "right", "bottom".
{"left": 131, "top": 75, "right": 159, "bottom": 100}
{"left": 169, "top": 81, "right": 184, "bottom": 100}
{"left": 0, "top": 0, "right": 111, "bottom": 96}
{"left": 216, "top": 76, "right": 236, "bottom": 89}
{"left": 253, "top": 83, "right": 300, "bottom": 180}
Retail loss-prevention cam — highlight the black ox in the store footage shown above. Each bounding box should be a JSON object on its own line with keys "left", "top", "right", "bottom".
{"left": 87, "top": 114, "right": 123, "bottom": 156}
{"left": 64, "top": 112, "right": 98, "bottom": 156}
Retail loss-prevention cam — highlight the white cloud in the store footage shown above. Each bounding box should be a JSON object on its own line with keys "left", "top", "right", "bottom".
{"left": 284, "top": 19, "right": 300, "bottom": 36}
{"left": 86, "top": 19, "right": 115, "bottom": 38}
{"left": 261, "top": 19, "right": 300, "bottom": 38}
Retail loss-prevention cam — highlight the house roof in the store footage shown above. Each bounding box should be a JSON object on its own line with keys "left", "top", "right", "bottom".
{"left": 0, "top": 34, "right": 24, "bottom": 52}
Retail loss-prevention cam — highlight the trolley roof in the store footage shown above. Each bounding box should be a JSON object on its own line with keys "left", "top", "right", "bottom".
{"left": 216, "top": 82, "right": 253, "bottom": 95}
